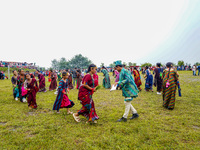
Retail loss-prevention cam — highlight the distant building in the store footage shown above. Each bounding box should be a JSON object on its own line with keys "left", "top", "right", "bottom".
{"left": 0, "top": 61, "right": 37, "bottom": 69}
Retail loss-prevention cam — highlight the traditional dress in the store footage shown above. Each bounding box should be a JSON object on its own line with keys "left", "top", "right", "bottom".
{"left": 48, "top": 72, "right": 51, "bottom": 82}
{"left": 76, "top": 72, "right": 82, "bottom": 89}
{"left": 17, "top": 75, "right": 26, "bottom": 102}
{"left": 162, "top": 69, "right": 179, "bottom": 109}
{"left": 25, "top": 78, "right": 38, "bottom": 108}
{"left": 57, "top": 72, "right": 62, "bottom": 81}
{"left": 53, "top": 79, "right": 74, "bottom": 111}
{"left": 49, "top": 72, "right": 57, "bottom": 91}
{"left": 154, "top": 68, "right": 163, "bottom": 92}
{"left": 77, "top": 73, "right": 99, "bottom": 122}
{"left": 118, "top": 68, "right": 139, "bottom": 119}
{"left": 38, "top": 73, "right": 46, "bottom": 92}
{"left": 133, "top": 70, "right": 142, "bottom": 91}
{"left": 145, "top": 69, "right": 153, "bottom": 91}
{"left": 11, "top": 76, "right": 19, "bottom": 99}
{"left": 101, "top": 69, "right": 111, "bottom": 89}
{"left": 30, "top": 73, "right": 35, "bottom": 79}
{"left": 118, "top": 68, "right": 139, "bottom": 99}
{"left": 114, "top": 70, "right": 120, "bottom": 82}
{"left": 68, "top": 74, "right": 74, "bottom": 89}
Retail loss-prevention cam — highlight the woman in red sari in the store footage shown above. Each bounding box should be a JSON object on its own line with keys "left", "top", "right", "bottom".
{"left": 49, "top": 69, "right": 57, "bottom": 91}
{"left": 24, "top": 73, "right": 38, "bottom": 109}
{"left": 133, "top": 67, "right": 142, "bottom": 91}
{"left": 67, "top": 72, "right": 74, "bottom": 89}
{"left": 73, "top": 64, "right": 99, "bottom": 123}
{"left": 35, "top": 70, "right": 46, "bottom": 92}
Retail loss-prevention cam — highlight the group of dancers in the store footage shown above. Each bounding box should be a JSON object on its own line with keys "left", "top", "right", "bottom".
{"left": 10, "top": 60, "right": 180, "bottom": 123}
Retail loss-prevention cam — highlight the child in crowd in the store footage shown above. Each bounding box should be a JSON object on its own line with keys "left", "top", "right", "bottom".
{"left": 17, "top": 69, "right": 27, "bottom": 103}
{"left": 11, "top": 70, "right": 19, "bottom": 101}
{"left": 53, "top": 72, "right": 74, "bottom": 114}
{"left": 24, "top": 73, "right": 39, "bottom": 109}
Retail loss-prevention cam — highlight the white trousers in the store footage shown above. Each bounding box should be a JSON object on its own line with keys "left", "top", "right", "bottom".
{"left": 123, "top": 101, "right": 137, "bottom": 118}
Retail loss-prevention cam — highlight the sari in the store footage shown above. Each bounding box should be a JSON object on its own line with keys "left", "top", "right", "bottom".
{"left": 25, "top": 78, "right": 38, "bottom": 108}
{"left": 114, "top": 70, "right": 120, "bottom": 82}
{"left": 133, "top": 70, "right": 142, "bottom": 91}
{"left": 154, "top": 68, "right": 163, "bottom": 92}
{"left": 68, "top": 74, "right": 74, "bottom": 89}
{"left": 77, "top": 73, "right": 99, "bottom": 122}
{"left": 49, "top": 72, "right": 57, "bottom": 91}
{"left": 17, "top": 75, "right": 27, "bottom": 102}
{"left": 48, "top": 72, "right": 51, "bottom": 82}
{"left": 38, "top": 73, "right": 46, "bottom": 92}
{"left": 101, "top": 69, "right": 111, "bottom": 89}
{"left": 162, "top": 69, "right": 179, "bottom": 109}
{"left": 145, "top": 69, "right": 153, "bottom": 91}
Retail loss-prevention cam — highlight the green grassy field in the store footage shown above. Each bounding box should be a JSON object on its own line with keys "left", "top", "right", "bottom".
{"left": 0, "top": 71, "right": 200, "bottom": 150}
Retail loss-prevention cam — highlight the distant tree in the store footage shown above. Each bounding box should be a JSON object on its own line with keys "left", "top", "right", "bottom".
{"left": 133, "top": 63, "right": 137, "bottom": 66}
{"left": 195, "top": 62, "right": 200, "bottom": 66}
{"left": 128, "top": 62, "right": 133, "bottom": 67}
{"left": 109, "top": 62, "right": 115, "bottom": 68}
{"left": 51, "top": 59, "right": 59, "bottom": 70}
{"left": 141, "top": 62, "right": 152, "bottom": 68}
{"left": 123, "top": 62, "right": 127, "bottom": 66}
{"left": 128, "top": 62, "right": 137, "bottom": 67}
{"left": 69, "top": 54, "right": 92, "bottom": 69}
{"left": 100, "top": 63, "right": 105, "bottom": 67}
{"left": 59, "top": 57, "right": 69, "bottom": 70}
{"left": 178, "top": 60, "right": 184, "bottom": 67}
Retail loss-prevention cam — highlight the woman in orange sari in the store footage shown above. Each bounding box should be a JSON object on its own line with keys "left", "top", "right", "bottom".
{"left": 133, "top": 67, "right": 142, "bottom": 91}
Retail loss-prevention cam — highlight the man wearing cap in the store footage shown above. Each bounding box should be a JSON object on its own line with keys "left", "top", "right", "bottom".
{"left": 114, "top": 60, "right": 140, "bottom": 122}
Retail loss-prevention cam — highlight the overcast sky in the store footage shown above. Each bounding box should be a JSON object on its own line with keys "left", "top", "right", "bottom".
{"left": 0, "top": 0, "right": 200, "bottom": 68}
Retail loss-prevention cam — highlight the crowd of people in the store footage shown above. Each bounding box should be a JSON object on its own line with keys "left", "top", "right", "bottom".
{"left": 7, "top": 61, "right": 184, "bottom": 123}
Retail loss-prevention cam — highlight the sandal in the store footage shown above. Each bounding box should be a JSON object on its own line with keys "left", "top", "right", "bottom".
{"left": 73, "top": 113, "right": 81, "bottom": 122}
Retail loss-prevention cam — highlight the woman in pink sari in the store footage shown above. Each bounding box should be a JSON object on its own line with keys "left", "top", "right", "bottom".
{"left": 114, "top": 67, "right": 120, "bottom": 82}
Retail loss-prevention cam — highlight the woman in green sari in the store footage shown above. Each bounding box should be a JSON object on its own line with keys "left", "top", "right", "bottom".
{"left": 101, "top": 66, "right": 111, "bottom": 89}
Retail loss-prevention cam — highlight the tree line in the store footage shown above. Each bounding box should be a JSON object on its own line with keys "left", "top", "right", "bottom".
{"left": 51, "top": 54, "right": 92, "bottom": 70}
{"left": 50, "top": 54, "right": 200, "bottom": 70}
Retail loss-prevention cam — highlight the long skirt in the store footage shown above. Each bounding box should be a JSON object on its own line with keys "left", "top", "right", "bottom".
{"left": 27, "top": 92, "right": 37, "bottom": 108}
{"left": 39, "top": 78, "right": 46, "bottom": 92}
{"left": 78, "top": 99, "right": 99, "bottom": 122}
{"left": 163, "top": 85, "right": 176, "bottom": 109}
{"left": 145, "top": 75, "right": 153, "bottom": 90}
{"left": 60, "top": 95, "right": 74, "bottom": 109}
{"left": 49, "top": 78, "right": 57, "bottom": 91}
{"left": 53, "top": 90, "right": 74, "bottom": 111}
{"left": 103, "top": 75, "right": 111, "bottom": 89}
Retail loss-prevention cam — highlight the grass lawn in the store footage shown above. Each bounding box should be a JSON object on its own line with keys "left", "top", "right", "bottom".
{"left": 0, "top": 71, "right": 200, "bottom": 150}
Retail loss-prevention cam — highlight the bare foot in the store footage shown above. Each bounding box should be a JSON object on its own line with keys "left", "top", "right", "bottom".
{"left": 67, "top": 111, "right": 73, "bottom": 115}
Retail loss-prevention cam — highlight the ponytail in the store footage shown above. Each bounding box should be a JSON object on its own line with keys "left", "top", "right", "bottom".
{"left": 87, "top": 64, "right": 97, "bottom": 73}
{"left": 166, "top": 62, "right": 173, "bottom": 79}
